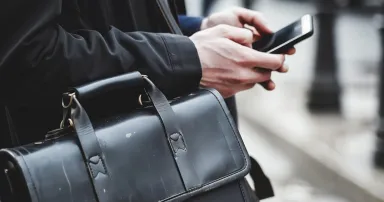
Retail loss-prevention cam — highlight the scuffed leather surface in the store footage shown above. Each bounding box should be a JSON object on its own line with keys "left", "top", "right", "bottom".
{"left": 0, "top": 89, "right": 250, "bottom": 202}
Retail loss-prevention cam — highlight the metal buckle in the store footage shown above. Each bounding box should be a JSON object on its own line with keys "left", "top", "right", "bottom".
{"left": 60, "top": 93, "right": 76, "bottom": 128}
{"left": 60, "top": 118, "right": 74, "bottom": 129}
{"left": 62, "top": 93, "right": 76, "bottom": 109}
{"left": 138, "top": 75, "right": 150, "bottom": 106}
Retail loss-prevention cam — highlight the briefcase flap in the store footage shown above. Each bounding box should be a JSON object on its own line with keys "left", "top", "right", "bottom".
{"left": 0, "top": 88, "right": 250, "bottom": 202}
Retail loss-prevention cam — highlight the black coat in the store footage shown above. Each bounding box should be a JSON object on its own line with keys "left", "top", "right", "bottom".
{"left": 0, "top": 0, "right": 202, "bottom": 148}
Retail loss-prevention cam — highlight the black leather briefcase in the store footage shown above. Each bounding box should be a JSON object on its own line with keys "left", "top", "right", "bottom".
{"left": 0, "top": 71, "right": 255, "bottom": 202}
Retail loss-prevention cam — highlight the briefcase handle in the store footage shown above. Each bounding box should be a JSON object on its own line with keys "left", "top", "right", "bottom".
{"left": 58, "top": 71, "right": 197, "bottom": 201}
{"left": 61, "top": 71, "right": 185, "bottom": 147}
{"left": 68, "top": 71, "right": 146, "bottom": 102}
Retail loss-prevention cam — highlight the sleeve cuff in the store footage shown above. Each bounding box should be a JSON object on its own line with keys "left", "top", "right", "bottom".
{"left": 160, "top": 34, "right": 202, "bottom": 97}
{"left": 178, "top": 15, "right": 204, "bottom": 36}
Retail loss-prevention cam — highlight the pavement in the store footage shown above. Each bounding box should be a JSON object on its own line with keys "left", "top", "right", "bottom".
{"left": 185, "top": 0, "right": 384, "bottom": 201}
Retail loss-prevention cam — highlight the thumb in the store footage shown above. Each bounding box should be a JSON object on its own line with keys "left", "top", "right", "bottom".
{"left": 214, "top": 25, "right": 254, "bottom": 45}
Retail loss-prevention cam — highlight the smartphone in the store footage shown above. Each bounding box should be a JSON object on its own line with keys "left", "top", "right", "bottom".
{"left": 252, "top": 14, "right": 314, "bottom": 54}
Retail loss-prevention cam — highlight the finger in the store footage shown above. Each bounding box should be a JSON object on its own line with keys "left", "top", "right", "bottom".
{"left": 243, "top": 49, "right": 285, "bottom": 71}
{"left": 201, "top": 67, "right": 271, "bottom": 87}
{"left": 231, "top": 67, "right": 271, "bottom": 84}
{"left": 233, "top": 8, "right": 273, "bottom": 35}
{"left": 234, "top": 44, "right": 285, "bottom": 70}
{"left": 287, "top": 48, "right": 296, "bottom": 55}
{"left": 215, "top": 24, "right": 254, "bottom": 45}
{"left": 243, "top": 24, "right": 262, "bottom": 42}
{"left": 213, "top": 83, "right": 256, "bottom": 98}
{"left": 267, "top": 80, "right": 276, "bottom": 90}
{"left": 277, "top": 63, "right": 289, "bottom": 73}
{"left": 260, "top": 80, "right": 276, "bottom": 91}
{"left": 275, "top": 47, "right": 296, "bottom": 55}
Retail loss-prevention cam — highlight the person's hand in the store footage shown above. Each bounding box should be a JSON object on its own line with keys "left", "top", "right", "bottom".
{"left": 190, "top": 25, "right": 286, "bottom": 98}
{"left": 201, "top": 7, "right": 271, "bottom": 37}
{"left": 200, "top": 7, "right": 296, "bottom": 90}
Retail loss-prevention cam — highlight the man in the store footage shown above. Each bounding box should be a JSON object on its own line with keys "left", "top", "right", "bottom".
{"left": 0, "top": 0, "right": 293, "bottom": 201}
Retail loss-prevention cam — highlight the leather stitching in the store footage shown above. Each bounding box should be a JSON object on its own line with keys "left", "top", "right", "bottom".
{"left": 88, "top": 155, "right": 107, "bottom": 178}
{"left": 170, "top": 133, "right": 187, "bottom": 153}
{"left": 238, "top": 181, "right": 249, "bottom": 202}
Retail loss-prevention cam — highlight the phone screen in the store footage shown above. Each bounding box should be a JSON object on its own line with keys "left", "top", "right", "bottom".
{"left": 252, "top": 19, "right": 303, "bottom": 53}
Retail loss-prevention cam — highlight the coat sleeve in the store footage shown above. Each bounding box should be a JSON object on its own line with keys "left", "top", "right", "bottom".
{"left": 0, "top": 0, "right": 202, "bottom": 105}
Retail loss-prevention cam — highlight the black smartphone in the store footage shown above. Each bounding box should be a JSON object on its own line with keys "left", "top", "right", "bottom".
{"left": 252, "top": 14, "right": 314, "bottom": 54}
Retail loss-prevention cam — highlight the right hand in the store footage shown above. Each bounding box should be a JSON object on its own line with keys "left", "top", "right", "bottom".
{"left": 190, "top": 24, "right": 287, "bottom": 98}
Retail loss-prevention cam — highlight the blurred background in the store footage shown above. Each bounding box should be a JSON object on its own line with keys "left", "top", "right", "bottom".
{"left": 185, "top": 0, "right": 384, "bottom": 201}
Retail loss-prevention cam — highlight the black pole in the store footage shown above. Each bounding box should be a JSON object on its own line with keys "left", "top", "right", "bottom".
{"left": 307, "top": 0, "right": 341, "bottom": 113}
{"left": 374, "top": 2, "right": 384, "bottom": 168}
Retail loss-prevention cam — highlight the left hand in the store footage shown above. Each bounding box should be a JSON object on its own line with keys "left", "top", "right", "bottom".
{"left": 200, "top": 7, "right": 296, "bottom": 91}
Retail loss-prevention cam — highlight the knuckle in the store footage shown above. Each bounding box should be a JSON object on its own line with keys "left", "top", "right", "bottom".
{"left": 218, "top": 24, "right": 230, "bottom": 32}
{"left": 235, "top": 56, "right": 249, "bottom": 66}
{"left": 233, "top": 76, "right": 247, "bottom": 84}
{"left": 232, "top": 72, "right": 250, "bottom": 84}
{"left": 235, "top": 53, "right": 253, "bottom": 66}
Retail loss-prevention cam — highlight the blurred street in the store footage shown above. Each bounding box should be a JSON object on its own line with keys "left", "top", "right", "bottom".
{"left": 186, "top": 0, "right": 384, "bottom": 201}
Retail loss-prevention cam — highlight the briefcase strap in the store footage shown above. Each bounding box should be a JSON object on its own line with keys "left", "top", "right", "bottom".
{"left": 60, "top": 73, "right": 200, "bottom": 201}
{"left": 142, "top": 76, "right": 201, "bottom": 190}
